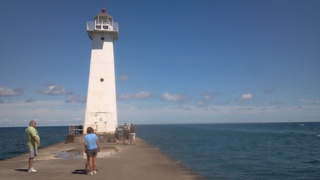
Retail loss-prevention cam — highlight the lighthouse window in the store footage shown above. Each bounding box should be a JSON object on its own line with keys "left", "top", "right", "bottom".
{"left": 100, "top": 78, "right": 104, "bottom": 82}
{"left": 101, "top": 37, "right": 105, "bottom": 40}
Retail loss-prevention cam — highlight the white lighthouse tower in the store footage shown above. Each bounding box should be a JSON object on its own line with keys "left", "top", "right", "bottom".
{"left": 84, "top": 8, "right": 119, "bottom": 134}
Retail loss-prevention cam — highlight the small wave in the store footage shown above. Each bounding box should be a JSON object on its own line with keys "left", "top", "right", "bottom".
{"left": 304, "top": 160, "right": 320, "bottom": 164}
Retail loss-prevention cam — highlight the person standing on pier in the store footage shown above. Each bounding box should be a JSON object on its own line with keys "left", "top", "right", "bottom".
{"left": 114, "top": 127, "right": 120, "bottom": 144}
{"left": 124, "top": 126, "right": 130, "bottom": 145}
{"left": 84, "top": 127, "right": 100, "bottom": 175}
{"left": 123, "top": 123, "right": 128, "bottom": 144}
{"left": 130, "top": 123, "right": 136, "bottom": 145}
{"left": 25, "top": 120, "right": 40, "bottom": 173}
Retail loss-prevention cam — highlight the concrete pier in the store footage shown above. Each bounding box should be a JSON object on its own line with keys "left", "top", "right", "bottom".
{"left": 0, "top": 137, "right": 203, "bottom": 180}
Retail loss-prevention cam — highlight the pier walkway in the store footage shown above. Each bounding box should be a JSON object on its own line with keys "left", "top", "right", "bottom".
{"left": 0, "top": 137, "right": 203, "bottom": 180}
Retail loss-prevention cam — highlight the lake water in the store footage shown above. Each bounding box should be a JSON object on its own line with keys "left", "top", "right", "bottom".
{"left": 1, "top": 122, "right": 320, "bottom": 179}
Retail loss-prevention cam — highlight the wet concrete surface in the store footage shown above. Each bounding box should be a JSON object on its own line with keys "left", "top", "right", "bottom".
{"left": 53, "top": 146, "right": 120, "bottom": 159}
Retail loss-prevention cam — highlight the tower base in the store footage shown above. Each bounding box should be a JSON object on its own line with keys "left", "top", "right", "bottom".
{"left": 66, "top": 133, "right": 116, "bottom": 143}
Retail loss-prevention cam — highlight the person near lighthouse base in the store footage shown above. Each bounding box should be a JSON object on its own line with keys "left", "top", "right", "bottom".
{"left": 84, "top": 127, "right": 100, "bottom": 175}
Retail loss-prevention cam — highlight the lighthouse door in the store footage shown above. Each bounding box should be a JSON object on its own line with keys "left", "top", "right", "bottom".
{"left": 96, "top": 112, "right": 107, "bottom": 133}
{"left": 95, "top": 112, "right": 114, "bottom": 133}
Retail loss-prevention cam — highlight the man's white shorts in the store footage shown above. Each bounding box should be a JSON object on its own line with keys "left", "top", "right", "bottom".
{"left": 29, "top": 149, "right": 37, "bottom": 158}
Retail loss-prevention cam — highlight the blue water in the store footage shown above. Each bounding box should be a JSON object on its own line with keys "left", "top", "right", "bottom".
{"left": 0, "top": 126, "right": 69, "bottom": 160}
{"left": 1, "top": 123, "right": 320, "bottom": 179}
{"left": 136, "top": 123, "right": 320, "bottom": 180}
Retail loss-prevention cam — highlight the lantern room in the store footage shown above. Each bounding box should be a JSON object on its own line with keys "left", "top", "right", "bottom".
{"left": 86, "top": 8, "right": 119, "bottom": 40}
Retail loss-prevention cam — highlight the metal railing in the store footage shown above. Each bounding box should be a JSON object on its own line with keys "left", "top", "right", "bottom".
{"left": 87, "top": 21, "right": 119, "bottom": 32}
{"left": 68, "top": 124, "right": 83, "bottom": 135}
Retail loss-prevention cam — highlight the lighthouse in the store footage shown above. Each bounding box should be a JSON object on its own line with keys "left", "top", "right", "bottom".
{"left": 83, "top": 8, "right": 119, "bottom": 134}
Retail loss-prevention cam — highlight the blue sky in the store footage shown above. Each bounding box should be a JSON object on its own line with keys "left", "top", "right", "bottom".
{"left": 0, "top": 0, "right": 319, "bottom": 127}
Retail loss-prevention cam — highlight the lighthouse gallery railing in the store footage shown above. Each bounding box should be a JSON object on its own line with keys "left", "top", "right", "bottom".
{"left": 87, "top": 21, "right": 118, "bottom": 32}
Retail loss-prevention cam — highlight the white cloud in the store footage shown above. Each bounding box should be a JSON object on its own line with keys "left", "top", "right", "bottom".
{"left": 240, "top": 93, "right": 253, "bottom": 100}
{"left": 0, "top": 87, "right": 24, "bottom": 96}
{"left": 65, "top": 95, "right": 86, "bottom": 103}
{"left": 133, "top": 91, "right": 151, "bottom": 99}
{"left": 300, "top": 98, "right": 320, "bottom": 104}
{"left": 0, "top": 100, "right": 85, "bottom": 127}
{"left": 37, "top": 84, "right": 70, "bottom": 95}
{"left": 160, "top": 92, "right": 189, "bottom": 103}
{"left": 197, "top": 92, "right": 220, "bottom": 108}
{"left": 117, "top": 91, "right": 152, "bottom": 101}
